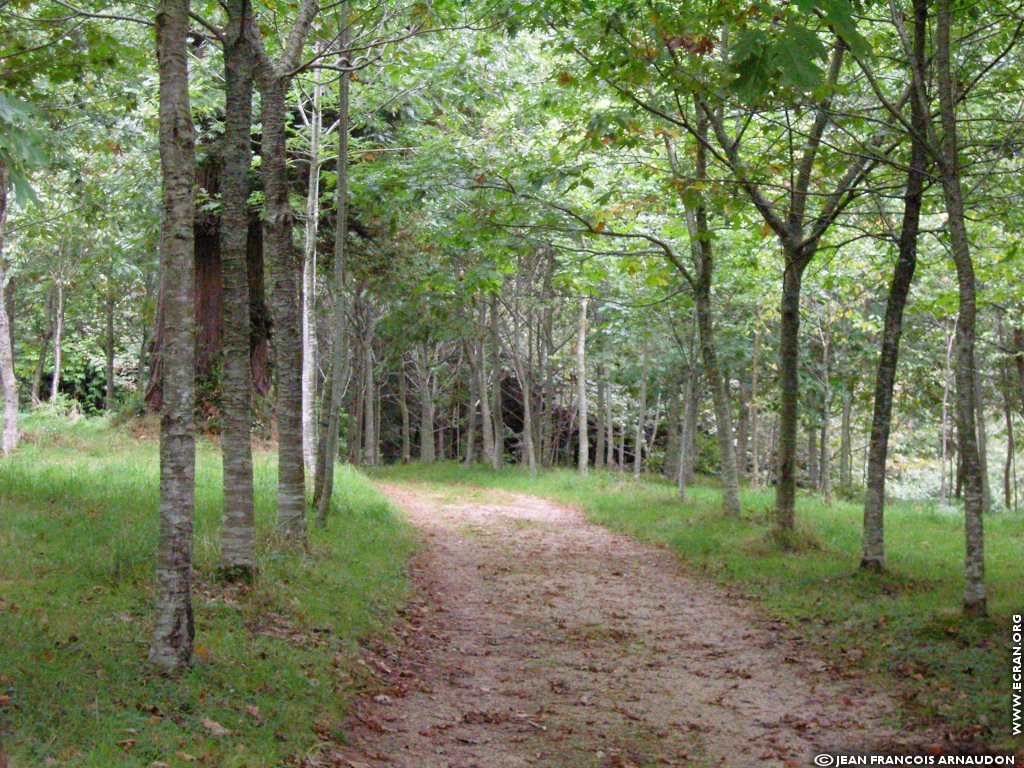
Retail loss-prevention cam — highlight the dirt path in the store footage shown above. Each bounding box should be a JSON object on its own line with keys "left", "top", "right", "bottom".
{"left": 333, "top": 483, "right": 918, "bottom": 768}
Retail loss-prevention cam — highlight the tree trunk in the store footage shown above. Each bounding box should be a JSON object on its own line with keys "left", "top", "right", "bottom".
{"left": 398, "top": 359, "right": 411, "bottom": 463}
{"left": 634, "top": 340, "right": 647, "bottom": 478}
{"left": 491, "top": 295, "right": 505, "bottom": 469}
{"left": 362, "top": 334, "right": 376, "bottom": 465}
{"left": 861, "top": 113, "right": 924, "bottom": 564}
{"left": 998, "top": 318, "right": 1017, "bottom": 510}
{"left": 595, "top": 364, "right": 606, "bottom": 470}
{"left": 820, "top": 333, "right": 832, "bottom": 504}
{"left": 736, "top": 375, "right": 749, "bottom": 479}
{"left": 105, "top": 292, "right": 116, "bottom": 410}
{"left": 260, "top": 72, "right": 305, "bottom": 539}
{"left": 840, "top": 388, "right": 852, "bottom": 488}
{"left": 31, "top": 285, "right": 55, "bottom": 407}
{"left": 301, "top": 75, "right": 322, "bottom": 475}
{"left": 463, "top": 341, "right": 477, "bottom": 465}
{"left": 218, "top": 0, "right": 256, "bottom": 578}
{"left": 974, "top": 367, "right": 991, "bottom": 513}
{"left": 751, "top": 323, "right": 760, "bottom": 488}
{"left": 577, "top": 297, "right": 589, "bottom": 474}
{"left": 807, "top": 423, "right": 819, "bottom": 489}
{"left": 0, "top": 160, "right": 18, "bottom": 455}
{"left": 416, "top": 342, "right": 435, "bottom": 463}
{"left": 941, "top": 322, "right": 956, "bottom": 503}
{"left": 694, "top": 290, "right": 740, "bottom": 515}
{"left": 478, "top": 303, "right": 493, "bottom": 465}
{"left": 49, "top": 280, "right": 64, "bottom": 402}
{"left": 683, "top": 103, "right": 741, "bottom": 515}
{"left": 315, "top": 18, "right": 350, "bottom": 523}
{"left": 606, "top": 385, "right": 614, "bottom": 468}
{"left": 774, "top": 255, "right": 810, "bottom": 538}
{"left": 150, "top": 0, "right": 197, "bottom": 673}
{"left": 936, "top": 0, "right": 986, "bottom": 616}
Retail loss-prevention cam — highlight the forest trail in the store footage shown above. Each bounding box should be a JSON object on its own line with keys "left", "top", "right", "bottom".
{"left": 334, "top": 483, "right": 918, "bottom": 768}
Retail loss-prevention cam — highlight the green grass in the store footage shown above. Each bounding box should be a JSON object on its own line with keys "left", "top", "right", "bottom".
{"left": 370, "top": 462, "right": 1024, "bottom": 752}
{"left": 0, "top": 412, "right": 415, "bottom": 767}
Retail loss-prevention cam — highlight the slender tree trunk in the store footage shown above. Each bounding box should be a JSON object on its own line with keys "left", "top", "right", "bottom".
{"left": 49, "top": 281, "right": 64, "bottom": 402}
{"left": 682, "top": 104, "right": 741, "bottom": 515}
{"left": 774, "top": 255, "right": 810, "bottom": 538}
{"left": 362, "top": 334, "right": 375, "bottom": 465}
{"left": 491, "top": 295, "right": 504, "bottom": 469}
{"left": 736, "top": 375, "right": 749, "bottom": 479}
{"left": 478, "top": 304, "right": 493, "bottom": 465}
{"left": 315, "top": 17, "right": 350, "bottom": 524}
{"left": 941, "top": 322, "right": 956, "bottom": 503}
{"left": 998, "top": 318, "right": 1017, "bottom": 510}
{"left": 751, "top": 323, "right": 760, "bottom": 488}
{"left": 416, "top": 343, "right": 435, "bottom": 463}
{"left": 820, "top": 333, "right": 832, "bottom": 504}
{"left": 694, "top": 291, "right": 740, "bottom": 514}
{"left": 150, "top": 0, "right": 197, "bottom": 673}
{"left": 840, "top": 388, "right": 852, "bottom": 488}
{"left": 808, "top": 424, "right": 819, "bottom": 489}
{"left": 301, "top": 76, "right": 322, "bottom": 474}
{"left": 936, "top": 0, "right": 986, "bottom": 616}
{"left": 618, "top": 415, "right": 625, "bottom": 471}
{"left": 218, "top": 0, "right": 256, "bottom": 577}
{"left": 398, "top": 360, "right": 411, "bottom": 463}
{"left": 260, "top": 72, "right": 305, "bottom": 539}
{"left": 634, "top": 340, "right": 647, "bottom": 478}
{"left": 463, "top": 341, "right": 477, "bottom": 465}
{"left": 577, "top": 297, "right": 589, "bottom": 474}
{"left": 0, "top": 161, "right": 18, "bottom": 455}
{"left": 974, "top": 367, "right": 991, "bottom": 513}
{"left": 595, "top": 364, "right": 606, "bottom": 469}
{"left": 31, "top": 285, "right": 55, "bottom": 407}
{"left": 104, "top": 292, "right": 116, "bottom": 410}
{"left": 606, "top": 386, "right": 614, "bottom": 468}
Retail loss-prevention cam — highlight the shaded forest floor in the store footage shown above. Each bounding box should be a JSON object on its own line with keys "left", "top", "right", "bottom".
{"left": 0, "top": 414, "right": 415, "bottom": 767}
{"left": 364, "top": 465, "right": 1024, "bottom": 759}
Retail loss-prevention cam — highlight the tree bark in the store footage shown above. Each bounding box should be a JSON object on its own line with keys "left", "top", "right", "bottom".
{"left": 363, "top": 332, "right": 376, "bottom": 465}
{"left": 301, "top": 75, "right": 322, "bottom": 475}
{"left": 751, "top": 322, "right": 760, "bottom": 488}
{"left": 398, "top": 359, "right": 411, "bottom": 463}
{"left": 0, "top": 160, "right": 18, "bottom": 455}
{"left": 253, "top": 0, "right": 318, "bottom": 538}
{"left": 577, "top": 297, "right": 589, "bottom": 474}
{"left": 839, "top": 387, "right": 851, "bottom": 487}
{"left": 315, "top": 16, "right": 350, "bottom": 523}
{"left": 105, "top": 291, "right": 116, "bottom": 410}
{"left": 416, "top": 341, "right": 435, "bottom": 463}
{"left": 490, "top": 294, "right": 505, "bottom": 469}
{"left": 218, "top": 0, "right": 257, "bottom": 578}
{"left": 31, "top": 285, "right": 55, "bottom": 407}
{"left": 935, "top": 0, "right": 986, "bottom": 616}
{"left": 774, "top": 255, "right": 810, "bottom": 537}
{"left": 260, "top": 72, "right": 305, "bottom": 539}
{"left": 820, "top": 331, "right": 833, "bottom": 504}
{"left": 595, "top": 364, "right": 606, "bottom": 469}
{"left": 634, "top": 340, "right": 647, "bottom": 478}
{"left": 150, "top": 0, "right": 197, "bottom": 673}
{"left": 49, "top": 280, "right": 64, "bottom": 401}
{"left": 974, "top": 366, "right": 991, "bottom": 513}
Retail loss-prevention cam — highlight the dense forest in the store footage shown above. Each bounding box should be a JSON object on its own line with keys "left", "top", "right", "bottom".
{"left": 1, "top": 0, "right": 1023, "bottom": 763}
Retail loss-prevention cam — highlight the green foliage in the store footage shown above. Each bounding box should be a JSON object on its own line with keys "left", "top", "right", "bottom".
{"left": 0, "top": 418, "right": 415, "bottom": 766}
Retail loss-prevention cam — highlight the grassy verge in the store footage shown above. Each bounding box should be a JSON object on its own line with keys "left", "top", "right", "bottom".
{"left": 370, "top": 462, "right": 1023, "bottom": 752}
{"left": 0, "top": 412, "right": 415, "bottom": 767}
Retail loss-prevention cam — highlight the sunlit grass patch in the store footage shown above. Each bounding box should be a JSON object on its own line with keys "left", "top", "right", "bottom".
{"left": 0, "top": 416, "right": 415, "bottom": 766}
